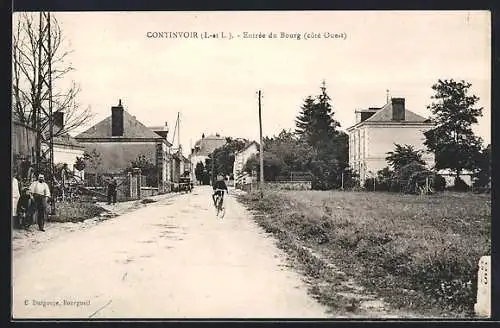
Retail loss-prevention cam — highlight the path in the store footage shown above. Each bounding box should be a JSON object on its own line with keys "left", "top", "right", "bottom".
{"left": 12, "top": 186, "right": 329, "bottom": 318}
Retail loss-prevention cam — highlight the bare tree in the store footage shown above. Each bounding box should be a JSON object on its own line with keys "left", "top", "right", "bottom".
{"left": 12, "top": 13, "right": 93, "bottom": 137}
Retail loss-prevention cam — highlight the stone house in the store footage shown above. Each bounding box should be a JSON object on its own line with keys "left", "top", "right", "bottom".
{"left": 75, "top": 100, "right": 172, "bottom": 192}
{"left": 346, "top": 97, "right": 435, "bottom": 185}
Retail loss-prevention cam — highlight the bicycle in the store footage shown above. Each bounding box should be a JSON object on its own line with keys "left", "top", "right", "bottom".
{"left": 213, "top": 189, "right": 226, "bottom": 218}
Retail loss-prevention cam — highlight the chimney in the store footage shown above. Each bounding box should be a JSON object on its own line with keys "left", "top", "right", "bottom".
{"left": 202, "top": 133, "right": 205, "bottom": 139}
{"left": 111, "top": 99, "right": 124, "bottom": 136}
{"left": 163, "top": 121, "right": 169, "bottom": 132}
{"left": 391, "top": 98, "right": 405, "bottom": 121}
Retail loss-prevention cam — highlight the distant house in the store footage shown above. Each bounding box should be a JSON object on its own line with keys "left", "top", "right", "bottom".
{"left": 75, "top": 100, "right": 172, "bottom": 191}
{"left": 189, "top": 133, "right": 227, "bottom": 182}
{"left": 233, "top": 141, "right": 259, "bottom": 187}
{"left": 346, "top": 97, "right": 435, "bottom": 185}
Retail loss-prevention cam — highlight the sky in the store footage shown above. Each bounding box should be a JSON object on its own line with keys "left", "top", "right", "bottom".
{"left": 14, "top": 11, "right": 491, "bottom": 156}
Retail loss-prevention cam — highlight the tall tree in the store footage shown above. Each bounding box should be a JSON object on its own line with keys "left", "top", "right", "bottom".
{"left": 424, "top": 79, "right": 483, "bottom": 177}
{"left": 295, "top": 81, "right": 340, "bottom": 152}
{"left": 12, "top": 13, "right": 93, "bottom": 137}
{"left": 295, "top": 96, "right": 316, "bottom": 143}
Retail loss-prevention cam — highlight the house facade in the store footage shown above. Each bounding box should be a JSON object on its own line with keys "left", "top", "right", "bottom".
{"left": 52, "top": 134, "right": 85, "bottom": 180}
{"left": 233, "top": 141, "right": 259, "bottom": 187}
{"left": 189, "top": 133, "right": 227, "bottom": 183}
{"left": 75, "top": 100, "right": 173, "bottom": 192}
{"left": 12, "top": 114, "right": 85, "bottom": 182}
{"left": 346, "top": 97, "right": 435, "bottom": 185}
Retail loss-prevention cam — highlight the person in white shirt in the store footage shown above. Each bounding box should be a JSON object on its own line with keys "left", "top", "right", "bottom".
{"left": 12, "top": 174, "right": 21, "bottom": 229}
{"left": 29, "top": 174, "right": 51, "bottom": 232}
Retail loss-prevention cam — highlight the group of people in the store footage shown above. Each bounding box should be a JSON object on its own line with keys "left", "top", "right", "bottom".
{"left": 12, "top": 173, "right": 51, "bottom": 232}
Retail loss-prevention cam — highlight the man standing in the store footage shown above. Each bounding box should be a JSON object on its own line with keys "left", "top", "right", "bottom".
{"left": 29, "top": 174, "right": 51, "bottom": 232}
{"left": 12, "top": 173, "right": 21, "bottom": 229}
{"left": 107, "top": 177, "right": 117, "bottom": 205}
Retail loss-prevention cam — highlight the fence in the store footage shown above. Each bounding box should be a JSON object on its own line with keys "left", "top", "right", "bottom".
{"left": 275, "top": 172, "right": 313, "bottom": 182}
{"left": 83, "top": 170, "right": 159, "bottom": 202}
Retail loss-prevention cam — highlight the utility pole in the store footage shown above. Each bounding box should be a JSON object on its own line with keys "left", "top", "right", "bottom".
{"left": 177, "top": 112, "right": 181, "bottom": 153}
{"left": 258, "top": 90, "right": 264, "bottom": 198}
{"left": 211, "top": 152, "right": 215, "bottom": 186}
{"left": 35, "top": 12, "right": 55, "bottom": 214}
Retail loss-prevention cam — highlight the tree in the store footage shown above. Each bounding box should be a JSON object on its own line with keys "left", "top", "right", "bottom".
{"left": 243, "top": 152, "right": 283, "bottom": 182}
{"left": 12, "top": 13, "right": 93, "bottom": 137}
{"left": 295, "top": 96, "right": 316, "bottom": 142}
{"left": 128, "top": 154, "right": 158, "bottom": 186}
{"left": 424, "top": 79, "right": 483, "bottom": 177}
{"left": 194, "top": 161, "right": 205, "bottom": 184}
{"left": 211, "top": 138, "right": 249, "bottom": 177}
{"left": 295, "top": 81, "right": 341, "bottom": 152}
{"left": 473, "top": 144, "right": 491, "bottom": 191}
{"left": 263, "top": 129, "right": 314, "bottom": 175}
{"left": 83, "top": 149, "right": 103, "bottom": 173}
{"left": 294, "top": 81, "right": 347, "bottom": 190}
{"left": 74, "top": 156, "right": 85, "bottom": 171}
{"left": 386, "top": 144, "right": 427, "bottom": 171}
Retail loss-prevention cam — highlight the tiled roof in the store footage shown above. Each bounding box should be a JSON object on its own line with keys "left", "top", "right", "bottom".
{"left": 365, "top": 102, "right": 429, "bottom": 123}
{"left": 237, "top": 141, "right": 260, "bottom": 154}
{"left": 53, "top": 133, "right": 84, "bottom": 149}
{"left": 40, "top": 126, "right": 84, "bottom": 149}
{"left": 76, "top": 110, "right": 162, "bottom": 140}
{"left": 192, "top": 135, "right": 227, "bottom": 156}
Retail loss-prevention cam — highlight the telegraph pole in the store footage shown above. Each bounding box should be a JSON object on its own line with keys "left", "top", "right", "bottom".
{"left": 35, "top": 12, "right": 55, "bottom": 214}
{"left": 211, "top": 151, "right": 215, "bottom": 186}
{"left": 177, "top": 112, "right": 181, "bottom": 152}
{"left": 258, "top": 90, "right": 264, "bottom": 198}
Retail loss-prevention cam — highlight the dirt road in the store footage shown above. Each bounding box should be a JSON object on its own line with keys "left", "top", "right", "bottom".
{"left": 12, "top": 186, "right": 329, "bottom": 319}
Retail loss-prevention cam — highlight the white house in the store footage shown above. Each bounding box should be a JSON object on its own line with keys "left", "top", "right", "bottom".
{"left": 52, "top": 134, "right": 85, "bottom": 180}
{"left": 41, "top": 112, "right": 86, "bottom": 180}
{"left": 233, "top": 141, "right": 259, "bottom": 187}
{"left": 346, "top": 97, "right": 436, "bottom": 185}
{"left": 190, "top": 133, "right": 227, "bottom": 183}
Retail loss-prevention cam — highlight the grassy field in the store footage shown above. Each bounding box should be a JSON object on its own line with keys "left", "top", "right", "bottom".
{"left": 238, "top": 190, "right": 491, "bottom": 318}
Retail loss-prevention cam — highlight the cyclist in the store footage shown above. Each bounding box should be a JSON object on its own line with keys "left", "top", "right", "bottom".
{"left": 212, "top": 175, "right": 228, "bottom": 208}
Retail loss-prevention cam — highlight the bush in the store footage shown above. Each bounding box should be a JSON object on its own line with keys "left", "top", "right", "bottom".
{"left": 432, "top": 174, "right": 446, "bottom": 191}
{"left": 452, "top": 177, "right": 470, "bottom": 192}
{"left": 363, "top": 178, "right": 390, "bottom": 192}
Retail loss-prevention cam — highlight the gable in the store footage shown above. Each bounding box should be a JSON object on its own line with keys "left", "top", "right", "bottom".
{"left": 76, "top": 111, "right": 162, "bottom": 140}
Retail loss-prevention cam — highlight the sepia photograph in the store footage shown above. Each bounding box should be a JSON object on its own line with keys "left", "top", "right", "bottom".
{"left": 11, "top": 10, "right": 491, "bottom": 319}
